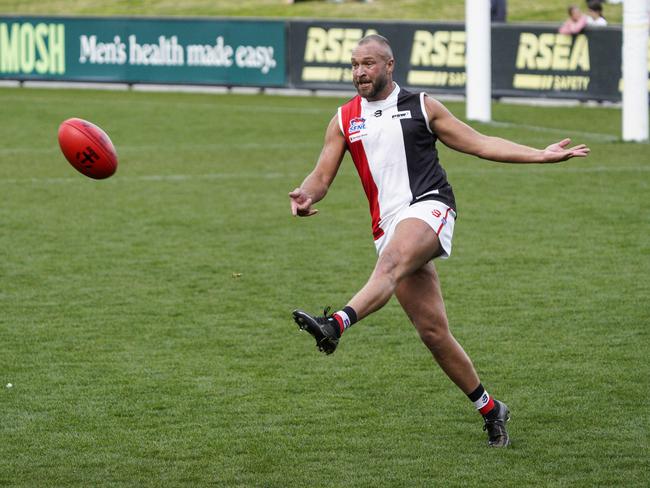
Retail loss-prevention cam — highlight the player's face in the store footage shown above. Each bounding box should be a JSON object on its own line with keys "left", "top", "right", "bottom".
{"left": 351, "top": 42, "right": 394, "bottom": 101}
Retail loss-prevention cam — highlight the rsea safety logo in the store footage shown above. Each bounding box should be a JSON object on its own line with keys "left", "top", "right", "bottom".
{"left": 513, "top": 33, "right": 590, "bottom": 92}
{"left": 0, "top": 22, "right": 65, "bottom": 74}
{"left": 407, "top": 30, "right": 467, "bottom": 88}
{"left": 301, "top": 27, "right": 377, "bottom": 83}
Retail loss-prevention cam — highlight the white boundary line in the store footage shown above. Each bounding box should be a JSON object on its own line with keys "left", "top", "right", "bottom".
{"left": 0, "top": 172, "right": 296, "bottom": 185}
{"left": 0, "top": 141, "right": 321, "bottom": 156}
{"left": 0, "top": 93, "right": 623, "bottom": 142}
{"left": 0, "top": 165, "right": 647, "bottom": 186}
{"left": 2, "top": 80, "right": 621, "bottom": 108}
{"left": 0, "top": 91, "right": 332, "bottom": 114}
{"left": 0, "top": 83, "right": 636, "bottom": 155}
{"left": 483, "top": 120, "right": 620, "bottom": 142}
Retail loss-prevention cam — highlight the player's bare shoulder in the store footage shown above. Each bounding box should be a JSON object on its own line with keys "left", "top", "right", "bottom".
{"left": 422, "top": 94, "right": 452, "bottom": 123}
{"left": 421, "top": 94, "right": 456, "bottom": 133}
{"left": 327, "top": 112, "right": 343, "bottom": 137}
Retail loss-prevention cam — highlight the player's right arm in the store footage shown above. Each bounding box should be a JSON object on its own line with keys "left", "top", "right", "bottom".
{"left": 423, "top": 96, "right": 589, "bottom": 164}
{"left": 289, "top": 114, "right": 347, "bottom": 217}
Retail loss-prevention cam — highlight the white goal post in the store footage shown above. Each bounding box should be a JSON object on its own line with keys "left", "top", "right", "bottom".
{"left": 465, "top": 0, "right": 492, "bottom": 122}
{"left": 465, "top": 0, "right": 649, "bottom": 141}
{"left": 622, "top": 0, "right": 649, "bottom": 142}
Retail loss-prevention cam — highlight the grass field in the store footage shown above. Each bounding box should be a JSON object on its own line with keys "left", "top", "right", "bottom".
{"left": 0, "top": 86, "right": 648, "bottom": 487}
{"left": 0, "top": 0, "right": 625, "bottom": 24}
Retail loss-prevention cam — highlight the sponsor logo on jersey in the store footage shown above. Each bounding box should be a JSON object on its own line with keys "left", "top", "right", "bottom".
{"left": 392, "top": 110, "right": 412, "bottom": 120}
{"left": 348, "top": 117, "right": 366, "bottom": 133}
{"left": 349, "top": 133, "right": 364, "bottom": 143}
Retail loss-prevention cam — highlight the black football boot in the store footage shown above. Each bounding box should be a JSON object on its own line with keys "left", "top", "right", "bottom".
{"left": 483, "top": 399, "right": 511, "bottom": 447}
{"left": 292, "top": 307, "right": 341, "bottom": 355}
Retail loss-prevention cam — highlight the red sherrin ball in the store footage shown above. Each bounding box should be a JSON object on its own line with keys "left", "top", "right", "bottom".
{"left": 58, "top": 118, "right": 118, "bottom": 179}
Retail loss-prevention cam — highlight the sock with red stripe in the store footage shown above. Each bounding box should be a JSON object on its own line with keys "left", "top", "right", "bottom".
{"left": 332, "top": 306, "right": 358, "bottom": 336}
{"left": 467, "top": 383, "right": 496, "bottom": 417}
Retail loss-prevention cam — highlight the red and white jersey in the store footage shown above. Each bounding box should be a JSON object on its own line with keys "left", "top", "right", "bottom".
{"left": 338, "top": 83, "right": 455, "bottom": 240}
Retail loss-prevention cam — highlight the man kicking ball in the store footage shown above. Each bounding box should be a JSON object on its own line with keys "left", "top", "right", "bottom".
{"left": 289, "top": 34, "right": 589, "bottom": 447}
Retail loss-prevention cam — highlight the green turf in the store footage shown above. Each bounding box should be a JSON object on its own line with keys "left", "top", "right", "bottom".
{"left": 0, "top": 86, "right": 648, "bottom": 487}
{"left": 0, "top": 0, "right": 624, "bottom": 24}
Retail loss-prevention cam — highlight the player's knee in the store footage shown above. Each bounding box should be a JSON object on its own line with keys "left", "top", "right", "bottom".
{"left": 374, "top": 249, "right": 401, "bottom": 281}
{"left": 418, "top": 320, "right": 450, "bottom": 351}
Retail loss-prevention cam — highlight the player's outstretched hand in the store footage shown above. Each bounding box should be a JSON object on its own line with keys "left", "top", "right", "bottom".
{"left": 542, "top": 138, "right": 590, "bottom": 163}
{"left": 289, "top": 188, "right": 319, "bottom": 217}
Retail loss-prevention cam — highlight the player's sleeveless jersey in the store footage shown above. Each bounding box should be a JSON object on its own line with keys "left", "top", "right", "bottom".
{"left": 338, "top": 83, "right": 456, "bottom": 240}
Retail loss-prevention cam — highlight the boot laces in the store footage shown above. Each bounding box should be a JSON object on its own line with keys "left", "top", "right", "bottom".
{"left": 317, "top": 306, "right": 333, "bottom": 325}
{"left": 483, "top": 417, "right": 508, "bottom": 440}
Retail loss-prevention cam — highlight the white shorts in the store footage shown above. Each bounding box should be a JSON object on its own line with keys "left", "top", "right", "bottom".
{"left": 373, "top": 200, "right": 456, "bottom": 259}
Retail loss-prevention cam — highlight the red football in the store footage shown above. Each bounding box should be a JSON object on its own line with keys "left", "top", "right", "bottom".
{"left": 58, "top": 118, "right": 118, "bottom": 179}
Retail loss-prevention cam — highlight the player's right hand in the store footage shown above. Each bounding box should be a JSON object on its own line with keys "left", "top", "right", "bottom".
{"left": 542, "top": 138, "right": 590, "bottom": 162}
{"left": 289, "top": 188, "right": 319, "bottom": 217}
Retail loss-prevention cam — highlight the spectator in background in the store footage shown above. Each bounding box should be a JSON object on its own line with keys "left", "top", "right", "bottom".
{"left": 586, "top": 1, "right": 608, "bottom": 26}
{"left": 491, "top": 0, "right": 507, "bottom": 22}
{"left": 559, "top": 5, "right": 588, "bottom": 34}
{"left": 490, "top": 0, "right": 507, "bottom": 22}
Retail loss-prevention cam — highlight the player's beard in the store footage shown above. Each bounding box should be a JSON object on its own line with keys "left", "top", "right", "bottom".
{"left": 355, "top": 71, "right": 389, "bottom": 100}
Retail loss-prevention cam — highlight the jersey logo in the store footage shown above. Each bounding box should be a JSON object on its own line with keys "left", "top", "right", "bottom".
{"left": 392, "top": 110, "right": 412, "bottom": 120}
{"left": 374, "top": 110, "right": 382, "bottom": 117}
{"left": 348, "top": 117, "right": 366, "bottom": 134}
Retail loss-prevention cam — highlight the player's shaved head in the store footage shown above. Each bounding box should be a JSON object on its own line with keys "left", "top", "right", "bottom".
{"left": 357, "top": 34, "right": 394, "bottom": 61}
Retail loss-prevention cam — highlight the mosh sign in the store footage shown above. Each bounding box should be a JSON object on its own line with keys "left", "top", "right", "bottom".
{"left": 0, "top": 16, "right": 286, "bottom": 86}
{"left": 0, "top": 21, "right": 65, "bottom": 75}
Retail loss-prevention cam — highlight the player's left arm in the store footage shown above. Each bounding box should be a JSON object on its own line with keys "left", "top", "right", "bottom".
{"left": 423, "top": 95, "right": 590, "bottom": 164}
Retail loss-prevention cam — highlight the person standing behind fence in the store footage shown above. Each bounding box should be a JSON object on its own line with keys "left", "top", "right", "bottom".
{"left": 585, "top": 1, "right": 608, "bottom": 26}
{"left": 491, "top": 0, "right": 507, "bottom": 22}
{"left": 559, "top": 5, "right": 588, "bottom": 34}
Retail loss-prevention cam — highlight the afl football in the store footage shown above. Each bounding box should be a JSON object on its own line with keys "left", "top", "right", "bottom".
{"left": 58, "top": 118, "right": 118, "bottom": 179}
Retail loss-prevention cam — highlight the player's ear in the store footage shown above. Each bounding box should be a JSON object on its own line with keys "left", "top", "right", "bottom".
{"left": 386, "top": 57, "right": 395, "bottom": 75}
